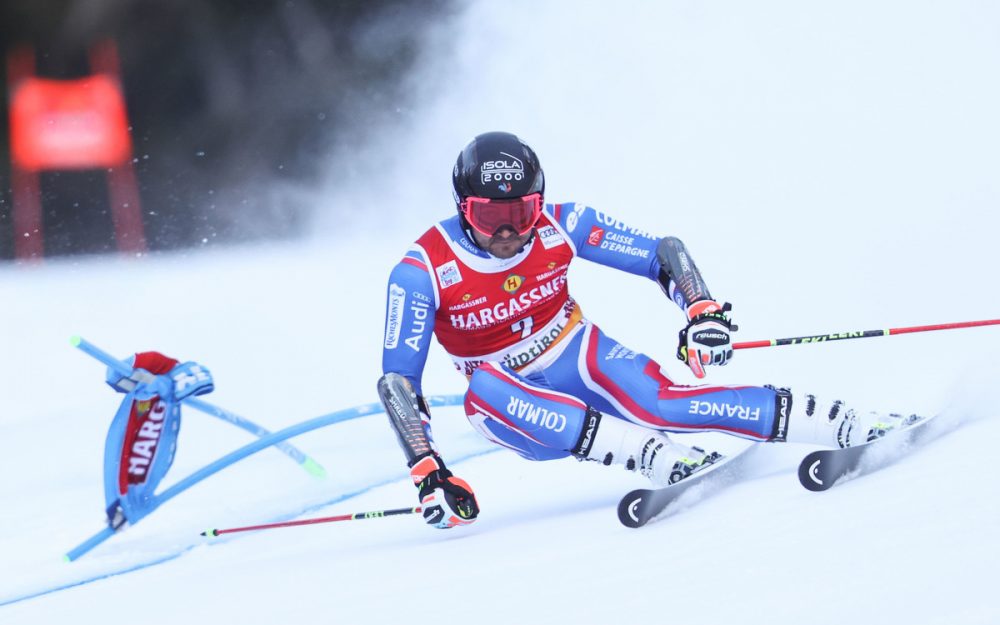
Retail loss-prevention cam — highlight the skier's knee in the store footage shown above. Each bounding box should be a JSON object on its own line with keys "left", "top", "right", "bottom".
{"left": 465, "top": 362, "right": 587, "bottom": 453}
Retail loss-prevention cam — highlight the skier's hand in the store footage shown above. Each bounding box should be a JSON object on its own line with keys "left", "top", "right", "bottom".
{"left": 410, "top": 453, "right": 479, "bottom": 529}
{"left": 677, "top": 300, "right": 736, "bottom": 379}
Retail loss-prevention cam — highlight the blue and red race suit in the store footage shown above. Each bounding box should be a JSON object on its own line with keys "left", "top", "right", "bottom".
{"left": 381, "top": 203, "right": 782, "bottom": 461}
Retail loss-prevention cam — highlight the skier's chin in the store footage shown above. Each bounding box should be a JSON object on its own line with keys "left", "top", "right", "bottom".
{"left": 469, "top": 226, "right": 531, "bottom": 259}
{"left": 487, "top": 237, "right": 528, "bottom": 259}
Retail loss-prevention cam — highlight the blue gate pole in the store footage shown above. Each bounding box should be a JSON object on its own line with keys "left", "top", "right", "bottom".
{"left": 71, "top": 336, "right": 325, "bottom": 477}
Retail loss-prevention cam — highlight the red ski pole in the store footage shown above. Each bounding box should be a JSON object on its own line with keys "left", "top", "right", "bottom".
{"left": 733, "top": 318, "right": 1000, "bottom": 350}
{"left": 202, "top": 506, "right": 421, "bottom": 537}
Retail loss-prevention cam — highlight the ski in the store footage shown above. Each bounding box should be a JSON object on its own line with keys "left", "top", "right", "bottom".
{"left": 617, "top": 445, "right": 758, "bottom": 528}
{"left": 797, "top": 414, "right": 945, "bottom": 492}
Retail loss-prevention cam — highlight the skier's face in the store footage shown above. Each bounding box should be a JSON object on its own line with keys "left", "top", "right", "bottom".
{"left": 461, "top": 193, "right": 540, "bottom": 259}
{"left": 471, "top": 225, "right": 532, "bottom": 259}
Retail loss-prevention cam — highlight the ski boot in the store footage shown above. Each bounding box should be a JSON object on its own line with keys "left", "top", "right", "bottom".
{"left": 782, "top": 391, "right": 923, "bottom": 448}
{"left": 572, "top": 407, "right": 721, "bottom": 486}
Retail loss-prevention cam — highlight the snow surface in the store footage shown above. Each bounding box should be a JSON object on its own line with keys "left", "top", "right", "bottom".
{"left": 3, "top": 1, "right": 1000, "bottom": 623}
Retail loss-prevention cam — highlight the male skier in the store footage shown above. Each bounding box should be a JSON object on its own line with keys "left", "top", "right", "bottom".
{"left": 378, "top": 131, "right": 907, "bottom": 529}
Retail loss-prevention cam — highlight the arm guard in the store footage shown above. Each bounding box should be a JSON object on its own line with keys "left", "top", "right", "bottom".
{"left": 377, "top": 372, "right": 436, "bottom": 465}
{"left": 655, "top": 236, "right": 713, "bottom": 311}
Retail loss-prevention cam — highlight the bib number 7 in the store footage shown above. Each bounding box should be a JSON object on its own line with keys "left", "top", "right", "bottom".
{"left": 511, "top": 316, "right": 534, "bottom": 339}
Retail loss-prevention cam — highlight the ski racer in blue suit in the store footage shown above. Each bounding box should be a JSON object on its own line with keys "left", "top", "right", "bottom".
{"left": 378, "top": 131, "right": 908, "bottom": 529}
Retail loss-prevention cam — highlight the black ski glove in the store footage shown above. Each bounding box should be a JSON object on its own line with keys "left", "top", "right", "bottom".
{"left": 409, "top": 453, "right": 479, "bottom": 529}
{"left": 677, "top": 301, "right": 737, "bottom": 378}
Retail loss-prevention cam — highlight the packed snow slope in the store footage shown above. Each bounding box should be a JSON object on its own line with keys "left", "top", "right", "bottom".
{"left": 2, "top": 1, "right": 999, "bottom": 623}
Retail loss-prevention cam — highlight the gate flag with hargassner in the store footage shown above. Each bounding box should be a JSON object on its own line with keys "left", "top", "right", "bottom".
{"left": 64, "top": 336, "right": 334, "bottom": 562}
{"left": 102, "top": 352, "right": 214, "bottom": 528}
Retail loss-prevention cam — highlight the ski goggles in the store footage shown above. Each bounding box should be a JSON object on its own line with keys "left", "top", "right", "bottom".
{"left": 461, "top": 193, "right": 543, "bottom": 237}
